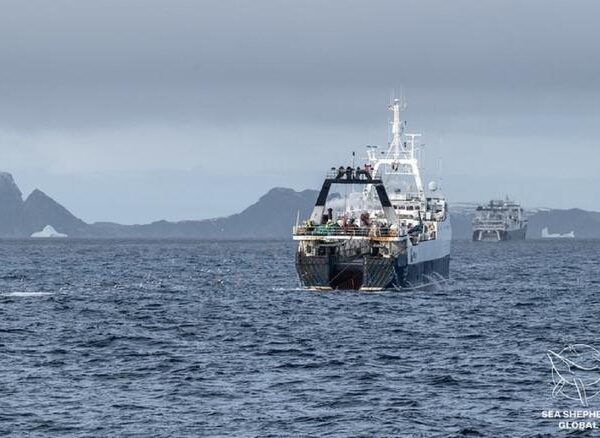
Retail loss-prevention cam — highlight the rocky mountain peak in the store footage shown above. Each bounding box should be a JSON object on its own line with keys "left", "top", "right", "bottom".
{"left": 0, "top": 172, "right": 23, "bottom": 200}
{"left": 24, "top": 188, "right": 89, "bottom": 236}
{"left": 0, "top": 172, "right": 26, "bottom": 237}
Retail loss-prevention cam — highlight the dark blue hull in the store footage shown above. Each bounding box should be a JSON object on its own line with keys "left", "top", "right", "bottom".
{"left": 399, "top": 255, "right": 450, "bottom": 289}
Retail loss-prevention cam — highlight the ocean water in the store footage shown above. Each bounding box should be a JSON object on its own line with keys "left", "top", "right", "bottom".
{"left": 1, "top": 239, "right": 599, "bottom": 437}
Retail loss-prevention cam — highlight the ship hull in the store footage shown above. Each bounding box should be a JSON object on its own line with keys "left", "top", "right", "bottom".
{"left": 296, "top": 219, "right": 451, "bottom": 291}
{"left": 295, "top": 252, "right": 450, "bottom": 291}
{"left": 472, "top": 226, "right": 527, "bottom": 242}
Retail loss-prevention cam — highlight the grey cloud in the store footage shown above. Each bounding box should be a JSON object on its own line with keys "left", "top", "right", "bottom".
{"left": 0, "top": 0, "right": 598, "bottom": 221}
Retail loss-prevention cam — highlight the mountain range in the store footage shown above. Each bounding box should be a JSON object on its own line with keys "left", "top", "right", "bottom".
{"left": 1, "top": 171, "right": 599, "bottom": 239}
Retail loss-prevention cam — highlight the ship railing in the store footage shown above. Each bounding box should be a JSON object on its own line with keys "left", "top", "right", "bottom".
{"left": 325, "top": 168, "right": 382, "bottom": 180}
{"left": 472, "top": 222, "right": 507, "bottom": 231}
{"left": 293, "top": 225, "right": 403, "bottom": 238}
{"left": 473, "top": 220, "right": 506, "bottom": 225}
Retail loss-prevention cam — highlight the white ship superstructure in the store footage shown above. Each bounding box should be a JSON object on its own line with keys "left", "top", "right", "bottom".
{"left": 472, "top": 199, "right": 527, "bottom": 241}
{"left": 292, "top": 99, "right": 451, "bottom": 290}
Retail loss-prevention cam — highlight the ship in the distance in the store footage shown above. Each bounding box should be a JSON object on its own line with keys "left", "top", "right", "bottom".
{"left": 292, "top": 99, "right": 451, "bottom": 290}
{"left": 472, "top": 199, "right": 527, "bottom": 241}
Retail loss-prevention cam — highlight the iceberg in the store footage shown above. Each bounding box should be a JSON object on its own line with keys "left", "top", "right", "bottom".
{"left": 541, "top": 227, "right": 575, "bottom": 238}
{"left": 31, "top": 225, "right": 68, "bottom": 238}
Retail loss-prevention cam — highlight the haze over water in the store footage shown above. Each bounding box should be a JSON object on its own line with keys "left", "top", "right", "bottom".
{"left": 1, "top": 239, "right": 598, "bottom": 436}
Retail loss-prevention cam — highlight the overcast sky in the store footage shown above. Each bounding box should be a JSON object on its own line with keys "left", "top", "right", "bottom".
{"left": 1, "top": 0, "right": 598, "bottom": 223}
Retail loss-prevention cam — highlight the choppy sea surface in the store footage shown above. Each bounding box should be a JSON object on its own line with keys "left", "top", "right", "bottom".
{"left": 1, "top": 239, "right": 599, "bottom": 437}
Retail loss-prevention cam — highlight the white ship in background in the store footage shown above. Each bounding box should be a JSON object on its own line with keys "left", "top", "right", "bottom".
{"left": 292, "top": 98, "right": 451, "bottom": 290}
{"left": 541, "top": 227, "right": 575, "bottom": 238}
{"left": 472, "top": 198, "right": 527, "bottom": 241}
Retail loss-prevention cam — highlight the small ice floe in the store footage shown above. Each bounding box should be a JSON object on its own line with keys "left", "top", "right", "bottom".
{"left": 31, "top": 225, "right": 68, "bottom": 238}
{"left": 2, "top": 291, "right": 53, "bottom": 297}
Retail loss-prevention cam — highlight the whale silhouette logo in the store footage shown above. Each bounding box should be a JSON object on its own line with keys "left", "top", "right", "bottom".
{"left": 547, "top": 344, "right": 600, "bottom": 407}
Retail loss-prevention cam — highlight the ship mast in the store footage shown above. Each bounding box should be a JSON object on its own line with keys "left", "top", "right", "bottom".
{"left": 389, "top": 97, "right": 405, "bottom": 159}
{"left": 366, "top": 98, "right": 424, "bottom": 198}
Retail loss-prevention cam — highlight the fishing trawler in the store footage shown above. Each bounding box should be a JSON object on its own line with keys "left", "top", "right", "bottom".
{"left": 292, "top": 99, "right": 452, "bottom": 290}
{"left": 472, "top": 199, "right": 527, "bottom": 241}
